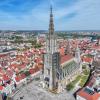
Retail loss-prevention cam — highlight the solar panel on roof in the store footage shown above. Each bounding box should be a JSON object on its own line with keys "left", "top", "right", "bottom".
{"left": 84, "top": 87, "right": 95, "bottom": 95}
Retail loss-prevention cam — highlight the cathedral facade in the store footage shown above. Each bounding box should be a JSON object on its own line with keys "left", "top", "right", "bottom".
{"left": 43, "top": 6, "right": 82, "bottom": 93}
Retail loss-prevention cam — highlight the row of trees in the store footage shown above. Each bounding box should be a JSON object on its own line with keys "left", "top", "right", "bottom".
{"left": 11, "top": 36, "right": 42, "bottom": 49}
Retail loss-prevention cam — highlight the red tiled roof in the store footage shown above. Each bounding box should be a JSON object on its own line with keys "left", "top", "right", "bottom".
{"left": 77, "top": 88, "right": 100, "bottom": 100}
{"left": 61, "top": 55, "right": 73, "bottom": 64}
{"left": 20, "top": 73, "right": 26, "bottom": 79}
{"left": 37, "top": 63, "right": 43, "bottom": 69}
{"left": 92, "top": 45, "right": 100, "bottom": 50}
{"left": 85, "top": 50, "right": 92, "bottom": 54}
{"left": 40, "top": 49, "right": 45, "bottom": 54}
{"left": 3, "top": 75, "right": 10, "bottom": 81}
{"left": 0, "top": 69, "right": 5, "bottom": 75}
{"left": 82, "top": 57, "right": 93, "bottom": 63}
{"left": 59, "top": 47, "right": 65, "bottom": 56}
{"left": 29, "top": 68, "right": 35, "bottom": 74}
{"left": 34, "top": 67, "right": 39, "bottom": 72}
{"left": 10, "top": 64, "right": 19, "bottom": 68}
{"left": 34, "top": 57, "right": 42, "bottom": 63}
{"left": 0, "top": 79, "right": 2, "bottom": 82}
{"left": 0, "top": 53, "right": 10, "bottom": 58}
{"left": 0, "top": 85, "right": 3, "bottom": 90}
{"left": 20, "top": 64, "right": 26, "bottom": 69}
{"left": 14, "top": 68, "right": 19, "bottom": 73}
{"left": 6, "top": 69, "right": 13, "bottom": 77}
{"left": 15, "top": 76, "right": 21, "bottom": 82}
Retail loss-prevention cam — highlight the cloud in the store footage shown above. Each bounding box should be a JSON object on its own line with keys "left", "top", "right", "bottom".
{"left": 0, "top": 0, "right": 100, "bottom": 30}
{"left": 55, "top": 0, "right": 100, "bottom": 30}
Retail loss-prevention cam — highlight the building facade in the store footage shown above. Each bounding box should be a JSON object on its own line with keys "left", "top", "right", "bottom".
{"left": 43, "top": 6, "right": 82, "bottom": 93}
{"left": 92, "top": 52, "right": 100, "bottom": 77}
{"left": 43, "top": 6, "right": 61, "bottom": 91}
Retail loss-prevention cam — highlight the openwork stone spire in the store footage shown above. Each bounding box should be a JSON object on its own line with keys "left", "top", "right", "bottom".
{"left": 49, "top": 5, "right": 54, "bottom": 36}
{"left": 47, "top": 4, "right": 57, "bottom": 53}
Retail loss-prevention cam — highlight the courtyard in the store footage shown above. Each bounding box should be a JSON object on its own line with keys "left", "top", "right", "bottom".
{"left": 12, "top": 80, "right": 75, "bottom": 100}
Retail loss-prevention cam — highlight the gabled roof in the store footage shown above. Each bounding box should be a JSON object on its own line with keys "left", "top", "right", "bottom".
{"left": 59, "top": 47, "right": 65, "bottom": 56}
{"left": 29, "top": 68, "right": 35, "bottom": 74}
{"left": 15, "top": 76, "right": 21, "bottom": 82}
{"left": 61, "top": 55, "right": 73, "bottom": 64}
{"left": 20, "top": 73, "right": 26, "bottom": 79}
{"left": 0, "top": 53, "right": 10, "bottom": 58}
{"left": 92, "top": 45, "right": 100, "bottom": 50}
{"left": 82, "top": 57, "right": 93, "bottom": 63}
{"left": 0, "top": 85, "right": 3, "bottom": 90}
{"left": 3, "top": 75, "right": 10, "bottom": 81}
{"left": 77, "top": 87, "right": 100, "bottom": 100}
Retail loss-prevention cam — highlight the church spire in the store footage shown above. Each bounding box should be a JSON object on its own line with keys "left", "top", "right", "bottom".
{"left": 43, "top": 2, "right": 61, "bottom": 92}
{"left": 50, "top": 5, "right": 53, "bottom": 15}
{"left": 49, "top": 4, "right": 54, "bottom": 36}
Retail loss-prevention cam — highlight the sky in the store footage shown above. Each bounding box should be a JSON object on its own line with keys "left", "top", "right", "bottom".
{"left": 0, "top": 0, "right": 100, "bottom": 30}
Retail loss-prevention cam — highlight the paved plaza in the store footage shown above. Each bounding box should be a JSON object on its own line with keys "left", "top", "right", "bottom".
{"left": 12, "top": 80, "right": 75, "bottom": 100}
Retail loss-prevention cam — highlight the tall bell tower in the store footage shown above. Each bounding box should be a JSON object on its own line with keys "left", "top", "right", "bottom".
{"left": 43, "top": 5, "right": 61, "bottom": 91}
